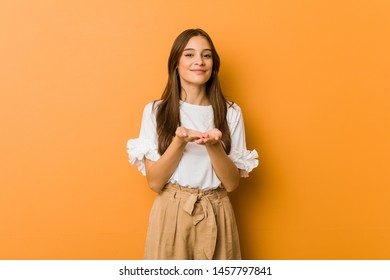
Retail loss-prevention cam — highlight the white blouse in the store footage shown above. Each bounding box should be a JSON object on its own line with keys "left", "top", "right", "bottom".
{"left": 127, "top": 100, "right": 258, "bottom": 190}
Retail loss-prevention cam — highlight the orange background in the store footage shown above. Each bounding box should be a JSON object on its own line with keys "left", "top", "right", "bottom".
{"left": 1, "top": 0, "right": 389, "bottom": 259}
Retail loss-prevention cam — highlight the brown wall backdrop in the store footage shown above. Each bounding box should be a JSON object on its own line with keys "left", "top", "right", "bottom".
{"left": 1, "top": 0, "right": 389, "bottom": 259}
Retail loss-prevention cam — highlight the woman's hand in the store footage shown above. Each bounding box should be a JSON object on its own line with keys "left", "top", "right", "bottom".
{"left": 201, "top": 128, "right": 222, "bottom": 145}
{"left": 175, "top": 127, "right": 222, "bottom": 145}
{"left": 175, "top": 127, "right": 205, "bottom": 144}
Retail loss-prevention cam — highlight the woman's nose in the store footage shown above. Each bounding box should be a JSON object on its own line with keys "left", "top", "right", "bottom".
{"left": 194, "top": 54, "right": 205, "bottom": 65}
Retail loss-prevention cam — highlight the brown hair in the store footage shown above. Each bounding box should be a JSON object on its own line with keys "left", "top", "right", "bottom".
{"left": 155, "top": 28, "right": 232, "bottom": 155}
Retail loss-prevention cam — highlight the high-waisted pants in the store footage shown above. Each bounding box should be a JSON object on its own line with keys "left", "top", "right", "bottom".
{"left": 144, "top": 183, "right": 241, "bottom": 260}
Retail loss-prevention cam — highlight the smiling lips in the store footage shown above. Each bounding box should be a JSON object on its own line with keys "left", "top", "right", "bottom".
{"left": 190, "top": 69, "right": 207, "bottom": 74}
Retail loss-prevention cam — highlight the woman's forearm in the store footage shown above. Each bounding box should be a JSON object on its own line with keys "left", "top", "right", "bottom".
{"left": 206, "top": 142, "right": 240, "bottom": 192}
{"left": 145, "top": 136, "right": 187, "bottom": 193}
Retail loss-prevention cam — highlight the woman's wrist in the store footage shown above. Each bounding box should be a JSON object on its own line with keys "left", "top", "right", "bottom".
{"left": 173, "top": 135, "right": 188, "bottom": 145}
{"left": 205, "top": 139, "right": 222, "bottom": 149}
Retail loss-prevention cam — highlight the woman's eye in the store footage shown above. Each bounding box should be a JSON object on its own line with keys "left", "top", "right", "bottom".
{"left": 184, "top": 53, "right": 193, "bottom": 57}
{"left": 203, "top": 54, "right": 212, "bottom": 58}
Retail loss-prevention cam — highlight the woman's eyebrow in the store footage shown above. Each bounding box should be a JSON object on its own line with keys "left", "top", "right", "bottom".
{"left": 183, "top": 48, "right": 212, "bottom": 51}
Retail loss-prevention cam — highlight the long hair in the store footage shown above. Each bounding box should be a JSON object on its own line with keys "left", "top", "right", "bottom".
{"left": 155, "top": 28, "right": 232, "bottom": 155}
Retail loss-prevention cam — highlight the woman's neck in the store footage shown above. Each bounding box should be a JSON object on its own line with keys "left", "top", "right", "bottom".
{"left": 180, "top": 85, "right": 210, "bottom": 106}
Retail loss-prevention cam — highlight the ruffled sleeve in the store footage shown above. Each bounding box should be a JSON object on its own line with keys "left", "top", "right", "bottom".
{"left": 227, "top": 104, "right": 259, "bottom": 177}
{"left": 126, "top": 102, "right": 161, "bottom": 175}
{"left": 127, "top": 138, "right": 160, "bottom": 175}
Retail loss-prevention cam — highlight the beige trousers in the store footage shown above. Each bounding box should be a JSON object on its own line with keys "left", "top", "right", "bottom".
{"left": 144, "top": 183, "right": 241, "bottom": 260}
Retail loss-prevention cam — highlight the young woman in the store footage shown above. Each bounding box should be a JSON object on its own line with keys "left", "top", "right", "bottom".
{"left": 127, "top": 28, "right": 258, "bottom": 260}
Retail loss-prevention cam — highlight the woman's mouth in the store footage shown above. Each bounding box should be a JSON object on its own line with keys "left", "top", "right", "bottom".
{"left": 190, "top": 69, "right": 206, "bottom": 74}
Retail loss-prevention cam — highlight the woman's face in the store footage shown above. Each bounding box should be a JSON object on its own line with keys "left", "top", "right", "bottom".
{"left": 177, "top": 35, "right": 213, "bottom": 88}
